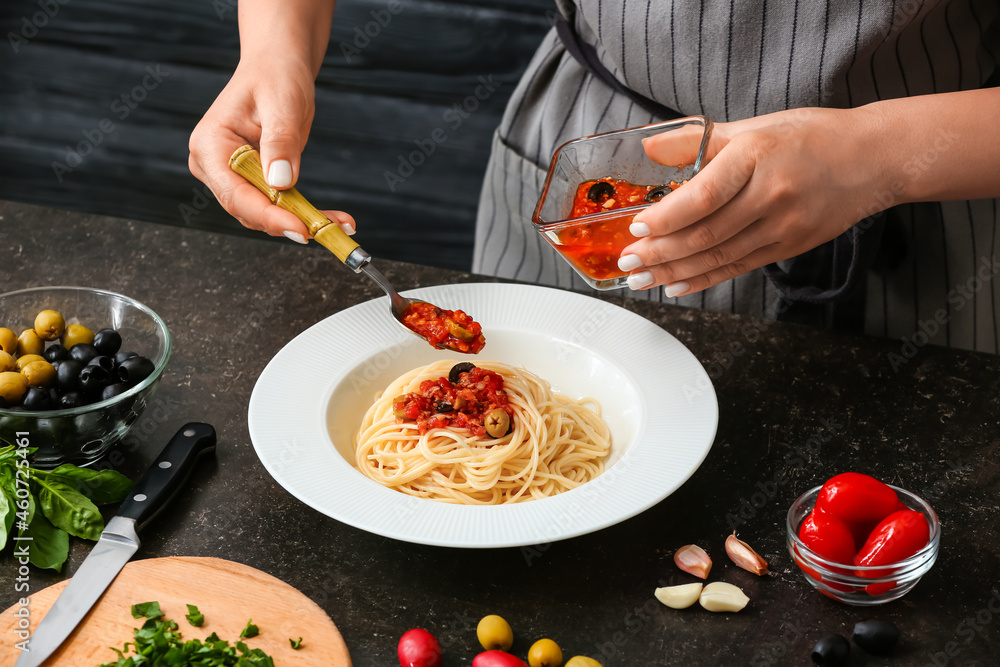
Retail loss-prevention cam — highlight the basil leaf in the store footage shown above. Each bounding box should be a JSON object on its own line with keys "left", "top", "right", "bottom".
{"left": 0, "top": 486, "right": 13, "bottom": 551}
{"left": 20, "top": 511, "right": 69, "bottom": 572}
{"left": 130, "top": 601, "right": 162, "bottom": 619}
{"left": 240, "top": 619, "right": 259, "bottom": 639}
{"left": 36, "top": 477, "right": 103, "bottom": 541}
{"left": 185, "top": 603, "right": 205, "bottom": 627}
{"left": 42, "top": 464, "right": 133, "bottom": 504}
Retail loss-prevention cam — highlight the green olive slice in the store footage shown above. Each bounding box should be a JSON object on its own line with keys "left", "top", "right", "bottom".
{"left": 484, "top": 409, "right": 510, "bottom": 438}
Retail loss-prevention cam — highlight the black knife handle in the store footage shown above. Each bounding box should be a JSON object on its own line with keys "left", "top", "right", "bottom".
{"left": 117, "top": 422, "right": 217, "bottom": 531}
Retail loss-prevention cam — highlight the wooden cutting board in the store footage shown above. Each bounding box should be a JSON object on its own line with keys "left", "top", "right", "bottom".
{"left": 0, "top": 556, "right": 351, "bottom": 666}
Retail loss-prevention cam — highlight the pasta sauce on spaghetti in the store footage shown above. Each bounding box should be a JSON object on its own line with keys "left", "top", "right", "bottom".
{"left": 393, "top": 366, "right": 512, "bottom": 437}
{"left": 355, "top": 360, "right": 612, "bottom": 504}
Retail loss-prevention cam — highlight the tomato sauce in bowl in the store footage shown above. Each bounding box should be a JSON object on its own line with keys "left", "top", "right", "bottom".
{"left": 552, "top": 178, "right": 682, "bottom": 282}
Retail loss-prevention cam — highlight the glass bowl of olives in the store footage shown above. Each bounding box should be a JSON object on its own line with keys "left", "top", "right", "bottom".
{"left": 0, "top": 286, "right": 171, "bottom": 467}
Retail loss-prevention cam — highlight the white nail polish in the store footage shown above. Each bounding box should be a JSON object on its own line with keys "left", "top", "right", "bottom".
{"left": 267, "top": 160, "right": 293, "bottom": 188}
{"left": 630, "top": 221, "right": 651, "bottom": 237}
{"left": 338, "top": 222, "right": 356, "bottom": 236}
{"left": 283, "top": 230, "right": 308, "bottom": 245}
{"left": 617, "top": 254, "right": 643, "bottom": 271}
{"left": 664, "top": 281, "right": 691, "bottom": 298}
{"left": 627, "top": 271, "right": 654, "bottom": 290}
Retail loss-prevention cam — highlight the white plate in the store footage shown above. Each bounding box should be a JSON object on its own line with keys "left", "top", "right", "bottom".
{"left": 248, "top": 283, "right": 718, "bottom": 548}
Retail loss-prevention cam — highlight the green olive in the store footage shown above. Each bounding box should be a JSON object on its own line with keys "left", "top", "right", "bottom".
{"left": 565, "top": 657, "right": 603, "bottom": 667}
{"left": 22, "top": 360, "right": 56, "bottom": 388}
{"left": 0, "top": 328, "right": 16, "bottom": 355}
{"left": 17, "top": 329, "right": 43, "bottom": 356}
{"left": 62, "top": 323, "right": 94, "bottom": 349}
{"left": 0, "top": 351, "right": 15, "bottom": 373}
{"left": 528, "top": 638, "right": 564, "bottom": 667}
{"left": 391, "top": 395, "right": 408, "bottom": 419}
{"left": 0, "top": 371, "right": 28, "bottom": 407}
{"left": 15, "top": 354, "right": 45, "bottom": 371}
{"left": 34, "top": 309, "right": 65, "bottom": 341}
{"left": 484, "top": 409, "right": 511, "bottom": 438}
{"left": 447, "top": 321, "right": 474, "bottom": 341}
{"left": 476, "top": 614, "right": 514, "bottom": 651}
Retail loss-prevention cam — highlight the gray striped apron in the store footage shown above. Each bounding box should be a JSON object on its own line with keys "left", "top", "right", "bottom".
{"left": 472, "top": 0, "right": 1000, "bottom": 355}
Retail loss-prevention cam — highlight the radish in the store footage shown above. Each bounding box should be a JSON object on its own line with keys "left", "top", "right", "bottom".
{"left": 397, "top": 628, "right": 442, "bottom": 667}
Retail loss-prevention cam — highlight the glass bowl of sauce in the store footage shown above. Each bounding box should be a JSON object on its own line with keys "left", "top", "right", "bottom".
{"left": 532, "top": 116, "right": 712, "bottom": 290}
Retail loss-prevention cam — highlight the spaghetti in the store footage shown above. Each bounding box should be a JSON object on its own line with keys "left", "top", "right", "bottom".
{"left": 355, "top": 360, "right": 612, "bottom": 505}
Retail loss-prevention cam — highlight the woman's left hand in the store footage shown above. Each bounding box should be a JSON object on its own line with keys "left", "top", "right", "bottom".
{"left": 618, "top": 107, "right": 887, "bottom": 296}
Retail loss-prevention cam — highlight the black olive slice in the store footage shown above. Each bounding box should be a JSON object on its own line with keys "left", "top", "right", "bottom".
{"left": 448, "top": 362, "right": 476, "bottom": 384}
{"left": 587, "top": 181, "right": 615, "bottom": 202}
{"left": 433, "top": 401, "right": 454, "bottom": 413}
{"left": 644, "top": 185, "right": 672, "bottom": 203}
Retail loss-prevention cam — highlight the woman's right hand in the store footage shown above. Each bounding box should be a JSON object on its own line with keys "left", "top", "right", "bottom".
{"left": 187, "top": 56, "right": 355, "bottom": 243}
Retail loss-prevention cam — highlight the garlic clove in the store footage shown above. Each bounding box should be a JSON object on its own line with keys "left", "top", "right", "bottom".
{"left": 699, "top": 581, "right": 750, "bottom": 612}
{"left": 674, "top": 544, "right": 712, "bottom": 579}
{"left": 654, "top": 583, "right": 703, "bottom": 609}
{"left": 725, "top": 532, "right": 769, "bottom": 576}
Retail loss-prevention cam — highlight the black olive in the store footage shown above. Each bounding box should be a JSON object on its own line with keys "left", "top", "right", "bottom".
{"left": 69, "top": 343, "right": 98, "bottom": 364}
{"left": 587, "top": 180, "right": 615, "bottom": 203}
{"left": 644, "top": 185, "right": 673, "bottom": 203}
{"left": 433, "top": 401, "right": 454, "bottom": 413}
{"left": 811, "top": 634, "right": 850, "bottom": 666}
{"left": 79, "top": 365, "right": 113, "bottom": 391}
{"left": 101, "top": 383, "right": 129, "bottom": 401}
{"left": 93, "top": 328, "right": 122, "bottom": 356}
{"left": 852, "top": 620, "right": 900, "bottom": 655}
{"left": 43, "top": 343, "right": 69, "bottom": 362}
{"left": 118, "top": 356, "right": 155, "bottom": 385}
{"left": 22, "top": 387, "right": 52, "bottom": 411}
{"left": 56, "top": 360, "right": 83, "bottom": 391}
{"left": 448, "top": 362, "right": 476, "bottom": 384}
{"left": 87, "top": 355, "right": 116, "bottom": 371}
{"left": 114, "top": 350, "right": 138, "bottom": 366}
{"left": 59, "top": 391, "right": 85, "bottom": 409}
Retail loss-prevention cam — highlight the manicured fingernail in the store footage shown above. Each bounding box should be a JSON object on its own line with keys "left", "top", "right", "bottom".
{"left": 627, "top": 271, "right": 654, "bottom": 290}
{"left": 664, "top": 281, "right": 691, "bottom": 297}
{"left": 283, "top": 230, "right": 308, "bottom": 245}
{"left": 267, "top": 159, "right": 293, "bottom": 188}
{"left": 630, "top": 221, "right": 651, "bottom": 237}
{"left": 338, "top": 222, "right": 356, "bottom": 236}
{"left": 617, "top": 254, "right": 643, "bottom": 271}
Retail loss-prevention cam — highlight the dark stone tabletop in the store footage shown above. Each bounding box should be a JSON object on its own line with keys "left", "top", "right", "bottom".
{"left": 1, "top": 199, "right": 998, "bottom": 666}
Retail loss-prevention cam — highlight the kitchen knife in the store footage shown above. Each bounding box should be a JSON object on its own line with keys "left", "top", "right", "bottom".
{"left": 15, "top": 422, "right": 217, "bottom": 667}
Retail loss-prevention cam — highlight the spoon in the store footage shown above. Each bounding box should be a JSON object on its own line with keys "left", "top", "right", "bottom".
{"left": 229, "top": 145, "right": 484, "bottom": 354}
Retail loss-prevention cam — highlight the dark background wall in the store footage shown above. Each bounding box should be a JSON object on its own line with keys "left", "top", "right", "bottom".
{"left": 0, "top": 0, "right": 552, "bottom": 270}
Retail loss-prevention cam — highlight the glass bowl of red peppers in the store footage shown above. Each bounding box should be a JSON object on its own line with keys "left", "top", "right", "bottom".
{"left": 786, "top": 473, "right": 941, "bottom": 606}
{"left": 532, "top": 116, "right": 712, "bottom": 290}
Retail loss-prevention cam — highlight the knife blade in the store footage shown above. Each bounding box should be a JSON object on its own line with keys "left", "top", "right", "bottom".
{"left": 15, "top": 422, "right": 217, "bottom": 667}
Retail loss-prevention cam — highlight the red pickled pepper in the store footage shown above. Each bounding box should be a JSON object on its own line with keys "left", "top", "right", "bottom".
{"left": 854, "top": 509, "right": 931, "bottom": 570}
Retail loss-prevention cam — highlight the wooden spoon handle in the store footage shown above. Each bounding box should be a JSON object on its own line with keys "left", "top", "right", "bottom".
{"left": 228, "top": 145, "right": 359, "bottom": 264}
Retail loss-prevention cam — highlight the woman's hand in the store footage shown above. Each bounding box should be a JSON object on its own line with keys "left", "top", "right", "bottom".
{"left": 188, "top": 56, "right": 355, "bottom": 243}
{"left": 617, "top": 107, "right": 885, "bottom": 296}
